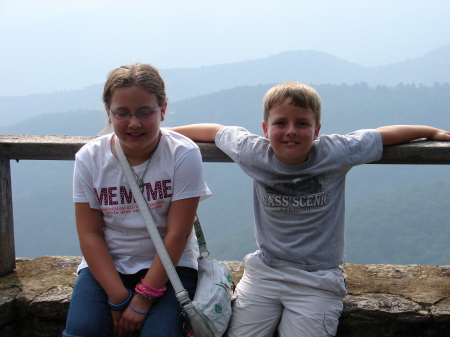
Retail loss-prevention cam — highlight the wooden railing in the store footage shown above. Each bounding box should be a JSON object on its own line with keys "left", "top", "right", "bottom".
{"left": 1, "top": 135, "right": 450, "bottom": 277}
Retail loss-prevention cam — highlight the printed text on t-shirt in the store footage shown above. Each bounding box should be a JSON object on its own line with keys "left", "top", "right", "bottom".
{"left": 94, "top": 180, "right": 173, "bottom": 205}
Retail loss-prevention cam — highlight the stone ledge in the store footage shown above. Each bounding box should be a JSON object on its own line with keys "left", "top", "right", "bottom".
{"left": 1, "top": 256, "right": 450, "bottom": 336}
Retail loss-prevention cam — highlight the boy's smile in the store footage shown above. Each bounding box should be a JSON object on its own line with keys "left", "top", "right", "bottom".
{"left": 262, "top": 97, "right": 321, "bottom": 165}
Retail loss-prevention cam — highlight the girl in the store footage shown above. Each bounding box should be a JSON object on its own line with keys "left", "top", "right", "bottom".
{"left": 63, "top": 63, "right": 211, "bottom": 337}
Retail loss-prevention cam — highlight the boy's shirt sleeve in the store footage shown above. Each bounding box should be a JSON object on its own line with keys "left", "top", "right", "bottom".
{"left": 316, "top": 129, "right": 383, "bottom": 168}
{"left": 344, "top": 129, "right": 383, "bottom": 165}
{"left": 215, "top": 126, "right": 255, "bottom": 163}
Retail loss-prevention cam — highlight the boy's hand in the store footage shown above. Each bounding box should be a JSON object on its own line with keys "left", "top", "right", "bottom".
{"left": 429, "top": 128, "right": 450, "bottom": 141}
{"left": 377, "top": 125, "right": 450, "bottom": 145}
{"left": 167, "top": 123, "right": 224, "bottom": 142}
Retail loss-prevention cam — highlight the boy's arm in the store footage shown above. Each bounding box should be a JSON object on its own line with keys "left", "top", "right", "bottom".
{"left": 376, "top": 125, "right": 450, "bottom": 145}
{"left": 168, "top": 123, "right": 225, "bottom": 142}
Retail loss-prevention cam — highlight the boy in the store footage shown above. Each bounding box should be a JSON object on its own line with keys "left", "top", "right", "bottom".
{"left": 170, "top": 82, "right": 450, "bottom": 337}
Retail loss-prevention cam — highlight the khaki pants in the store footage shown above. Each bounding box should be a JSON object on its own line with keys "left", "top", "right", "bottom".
{"left": 226, "top": 251, "right": 347, "bottom": 337}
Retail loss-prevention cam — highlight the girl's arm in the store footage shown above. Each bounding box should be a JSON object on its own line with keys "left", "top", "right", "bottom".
{"left": 75, "top": 203, "right": 130, "bottom": 335}
{"left": 76, "top": 203, "right": 129, "bottom": 300}
{"left": 119, "top": 196, "right": 200, "bottom": 332}
{"left": 376, "top": 125, "right": 450, "bottom": 145}
{"left": 142, "top": 196, "right": 200, "bottom": 288}
{"left": 168, "top": 123, "right": 225, "bottom": 142}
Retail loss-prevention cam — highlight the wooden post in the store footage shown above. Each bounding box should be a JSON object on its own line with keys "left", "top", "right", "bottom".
{"left": 0, "top": 157, "right": 15, "bottom": 276}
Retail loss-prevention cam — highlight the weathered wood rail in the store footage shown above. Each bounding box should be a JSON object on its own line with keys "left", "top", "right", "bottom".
{"left": 1, "top": 134, "right": 450, "bottom": 277}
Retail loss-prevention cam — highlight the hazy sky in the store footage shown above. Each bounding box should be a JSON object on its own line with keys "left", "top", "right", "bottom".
{"left": 1, "top": 0, "right": 449, "bottom": 96}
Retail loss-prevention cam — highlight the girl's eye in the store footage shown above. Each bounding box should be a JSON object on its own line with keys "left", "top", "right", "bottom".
{"left": 136, "top": 110, "right": 152, "bottom": 119}
{"left": 116, "top": 111, "right": 130, "bottom": 119}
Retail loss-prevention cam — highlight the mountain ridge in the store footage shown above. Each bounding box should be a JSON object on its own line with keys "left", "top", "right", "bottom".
{"left": 1, "top": 45, "right": 449, "bottom": 127}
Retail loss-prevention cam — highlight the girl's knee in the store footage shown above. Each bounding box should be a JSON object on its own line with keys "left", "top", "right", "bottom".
{"left": 63, "top": 323, "right": 112, "bottom": 337}
{"left": 64, "top": 307, "right": 112, "bottom": 337}
{"left": 140, "top": 311, "right": 184, "bottom": 337}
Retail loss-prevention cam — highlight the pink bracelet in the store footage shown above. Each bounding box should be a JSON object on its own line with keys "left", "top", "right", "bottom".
{"left": 138, "top": 279, "right": 166, "bottom": 295}
{"left": 134, "top": 279, "right": 167, "bottom": 302}
{"left": 135, "top": 284, "right": 161, "bottom": 298}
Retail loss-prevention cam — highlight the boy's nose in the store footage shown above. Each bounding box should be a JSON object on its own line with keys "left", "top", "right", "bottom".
{"left": 286, "top": 124, "right": 297, "bottom": 135}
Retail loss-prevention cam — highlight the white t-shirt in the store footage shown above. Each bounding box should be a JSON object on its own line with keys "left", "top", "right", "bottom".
{"left": 73, "top": 129, "right": 211, "bottom": 274}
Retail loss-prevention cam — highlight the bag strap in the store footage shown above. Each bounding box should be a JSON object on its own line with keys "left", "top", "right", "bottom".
{"left": 114, "top": 136, "right": 192, "bottom": 306}
{"left": 194, "top": 214, "right": 209, "bottom": 257}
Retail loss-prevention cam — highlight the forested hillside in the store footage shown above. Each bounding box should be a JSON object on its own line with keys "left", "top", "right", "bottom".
{"left": 4, "top": 83, "right": 450, "bottom": 264}
{"left": 346, "top": 177, "right": 450, "bottom": 265}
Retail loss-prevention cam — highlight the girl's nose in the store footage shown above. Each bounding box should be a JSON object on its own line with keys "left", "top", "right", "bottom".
{"left": 128, "top": 114, "right": 142, "bottom": 126}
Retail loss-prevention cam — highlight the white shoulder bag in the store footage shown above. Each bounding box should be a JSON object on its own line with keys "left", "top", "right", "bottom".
{"left": 115, "top": 136, "right": 233, "bottom": 337}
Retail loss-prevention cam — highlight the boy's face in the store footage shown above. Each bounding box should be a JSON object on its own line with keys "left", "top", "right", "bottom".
{"left": 262, "top": 97, "right": 321, "bottom": 165}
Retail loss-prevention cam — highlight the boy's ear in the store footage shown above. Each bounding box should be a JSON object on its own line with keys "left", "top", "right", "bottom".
{"left": 314, "top": 124, "right": 321, "bottom": 140}
{"left": 262, "top": 121, "right": 268, "bottom": 138}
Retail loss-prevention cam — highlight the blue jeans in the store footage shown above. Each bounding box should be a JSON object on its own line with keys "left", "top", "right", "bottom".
{"left": 62, "top": 267, "right": 197, "bottom": 337}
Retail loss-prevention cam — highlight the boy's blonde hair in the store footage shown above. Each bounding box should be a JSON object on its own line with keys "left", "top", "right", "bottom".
{"left": 263, "top": 82, "right": 321, "bottom": 125}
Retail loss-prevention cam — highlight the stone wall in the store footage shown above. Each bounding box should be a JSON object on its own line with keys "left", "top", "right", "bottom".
{"left": 1, "top": 256, "right": 450, "bottom": 336}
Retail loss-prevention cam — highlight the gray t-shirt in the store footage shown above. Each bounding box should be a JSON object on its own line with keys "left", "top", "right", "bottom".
{"left": 216, "top": 126, "right": 383, "bottom": 271}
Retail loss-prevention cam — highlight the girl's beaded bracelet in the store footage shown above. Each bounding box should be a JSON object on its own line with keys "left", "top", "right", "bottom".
{"left": 134, "top": 291, "right": 157, "bottom": 302}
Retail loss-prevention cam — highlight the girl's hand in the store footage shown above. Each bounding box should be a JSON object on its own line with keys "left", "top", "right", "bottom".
{"left": 111, "top": 310, "right": 123, "bottom": 337}
{"left": 109, "top": 288, "right": 134, "bottom": 337}
{"left": 118, "top": 296, "right": 153, "bottom": 336}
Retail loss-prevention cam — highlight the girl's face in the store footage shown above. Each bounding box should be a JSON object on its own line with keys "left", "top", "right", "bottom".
{"left": 108, "top": 86, "right": 166, "bottom": 162}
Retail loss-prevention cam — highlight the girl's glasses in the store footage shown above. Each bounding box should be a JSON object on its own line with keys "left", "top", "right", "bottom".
{"left": 110, "top": 106, "right": 158, "bottom": 120}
